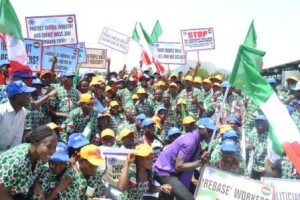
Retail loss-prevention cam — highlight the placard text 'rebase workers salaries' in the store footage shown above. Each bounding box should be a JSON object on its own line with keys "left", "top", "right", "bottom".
{"left": 202, "top": 178, "right": 271, "bottom": 200}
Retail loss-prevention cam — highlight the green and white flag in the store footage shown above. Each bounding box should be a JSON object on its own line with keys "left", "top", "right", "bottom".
{"left": 229, "top": 21, "right": 300, "bottom": 174}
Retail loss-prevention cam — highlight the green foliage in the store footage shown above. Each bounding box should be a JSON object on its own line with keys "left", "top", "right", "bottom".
{"left": 196, "top": 68, "right": 209, "bottom": 79}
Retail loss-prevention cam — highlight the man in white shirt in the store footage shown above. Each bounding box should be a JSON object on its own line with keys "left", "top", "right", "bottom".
{"left": 0, "top": 80, "right": 35, "bottom": 152}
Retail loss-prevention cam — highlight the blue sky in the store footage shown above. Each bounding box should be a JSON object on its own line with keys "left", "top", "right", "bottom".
{"left": 10, "top": 0, "right": 300, "bottom": 72}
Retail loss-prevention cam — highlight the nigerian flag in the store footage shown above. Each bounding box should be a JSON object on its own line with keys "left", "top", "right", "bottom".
{"left": 229, "top": 21, "right": 300, "bottom": 175}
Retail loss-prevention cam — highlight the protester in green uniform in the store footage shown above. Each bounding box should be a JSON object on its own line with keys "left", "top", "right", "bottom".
{"left": 135, "top": 88, "right": 155, "bottom": 117}
{"left": 75, "top": 144, "right": 108, "bottom": 199}
{"left": 61, "top": 93, "right": 98, "bottom": 143}
{"left": 120, "top": 129, "right": 136, "bottom": 149}
{"left": 109, "top": 101, "right": 125, "bottom": 134}
{"left": 0, "top": 125, "right": 58, "bottom": 199}
{"left": 33, "top": 142, "right": 80, "bottom": 199}
{"left": 25, "top": 78, "right": 55, "bottom": 132}
{"left": 178, "top": 75, "right": 204, "bottom": 119}
{"left": 48, "top": 71, "right": 81, "bottom": 125}
{"left": 247, "top": 115, "right": 269, "bottom": 180}
{"left": 67, "top": 132, "right": 90, "bottom": 166}
{"left": 118, "top": 144, "right": 172, "bottom": 200}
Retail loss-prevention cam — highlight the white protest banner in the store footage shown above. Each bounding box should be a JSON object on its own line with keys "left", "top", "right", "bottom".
{"left": 153, "top": 42, "right": 186, "bottom": 65}
{"left": 98, "top": 27, "right": 131, "bottom": 54}
{"left": 181, "top": 28, "right": 215, "bottom": 51}
{"left": 42, "top": 46, "right": 79, "bottom": 72}
{"left": 81, "top": 48, "right": 107, "bottom": 69}
{"left": 66, "top": 42, "right": 87, "bottom": 63}
{"left": 261, "top": 177, "right": 300, "bottom": 200}
{"left": 194, "top": 166, "right": 274, "bottom": 200}
{"left": 0, "top": 39, "right": 43, "bottom": 72}
{"left": 102, "top": 147, "right": 134, "bottom": 188}
{"left": 25, "top": 14, "right": 78, "bottom": 46}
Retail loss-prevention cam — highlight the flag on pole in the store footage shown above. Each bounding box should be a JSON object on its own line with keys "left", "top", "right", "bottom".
{"left": 132, "top": 22, "right": 152, "bottom": 66}
{"left": 132, "top": 22, "right": 140, "bottom": 43}
{"left": 151, "top": 20, "right": 163, "bottom": 43}
{"left": 139, "top": 23, "right": 165, "bottom": 73}
{"left": 73, "top": 63, "right": 81, "bottom": 88}
{"left": 243, "top": 20, "right": 257, "bottom": 48}
{"left": 0, "top": 0, "right": 31, "bottom": 76}
{"left": 243, "top": 20, "right": 263, "bottom": 71}
{"left": 229, "top": 21, "right": 300, "bottom": 174}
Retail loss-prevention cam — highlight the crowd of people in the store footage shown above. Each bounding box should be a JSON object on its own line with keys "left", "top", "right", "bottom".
{"left": 0, "top": 58, "right": 299, "bottom": 200}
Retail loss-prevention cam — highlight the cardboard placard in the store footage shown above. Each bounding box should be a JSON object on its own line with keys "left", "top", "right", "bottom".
{"left": 153, "top": 42, "right": 186, "bottom": 65}
{"left": 80, "top": 48, "right": 107, "bottom": 69}
{"left": 194, "top": 166, "right": 274, "bottom": 200}
{"left": 42, "top": 45, "right": 79, "bottom": 72}
{"left": 26, "top": 14, "right": 78, "bottom": 46}
{"left": 181, "top": 27, "right": 215, "bottom": 51}
{"left": 261, "top": 177, "right": 300, "bottom": 200}
{"left": 98, "top": 27, "right": 131, "bottom": 54}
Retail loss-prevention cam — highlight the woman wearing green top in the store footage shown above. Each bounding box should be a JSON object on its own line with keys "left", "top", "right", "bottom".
{"left": 0, "top": 125, "right": 58, "bottom": 200}
{"left": 118, "top": 143, "right": 172, "bottom": 200}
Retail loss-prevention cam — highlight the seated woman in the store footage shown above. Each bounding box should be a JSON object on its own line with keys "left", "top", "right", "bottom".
{"left": 34, "top": 142, "right": 79, "bottom": 199}
{"left": 0, "top": 125, "right": 58, "bottom": 199}
{"left": 118, "top": 143, "right": 172, "bottom": 200}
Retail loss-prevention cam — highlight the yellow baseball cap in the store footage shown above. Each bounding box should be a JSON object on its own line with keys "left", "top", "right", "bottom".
{"left": 177, "top": 98, "right": 187, "bottom": 105}
{"left": 219, "top": 124, "right": 232, "bottom": 134}
{"left": 105, "top": 86, "right": 112, "bottom": 92}
{"left": 151, "top": 115, "right": 162, "bottom": 129}
{"left": 137, "top": 88, "right": 146, "bottom": 94}
{"left": 96, "top": 75, "right": 105, "bottom": 82}
{"left": 101, "top": 128, "right": 115, "bottom": 138}
{"left": 157, "top": 81, "right": 166, "bottom": 86}
{"left": 46, "top": 122, "right": 63, "bottom": 132}
{"left": 40, "top": 70, "right": 54, "bottom": 78}
{"left": 213, "top": 82, "right": 221, "bottom": 88}
{"left": 132, "top": 94, "right": 139, "bottom": 100}
{"left": 120, "top": 129, "right": 135, "bottom": 140}
{"left": 134, "top": 143, "right": 153, "bottom": 157}
{"left": 169, "top": 74, "right": 177, "bottom": 80}
{"left": 213, "top": 74, "right": 223, "bottom": 82}
{"left": 184, "top": 75, "right": 193, "bottom": 82}
{"left": 286, "top": 76, "right": 298, "bottom": 82}
{"left": 202, "top": 78, "right": 212, "bottom": 84}
{"left": 183, "top": 116, "right": 196, "bottom": 125}
{"left": 110, "top": 101, "right": 119, "bottom": 107}
{"left": 169, "top": 82, "right": 178, "bottom": 88}
{"left": 194, "top": 77, "right": 202, "bottom": 83}
{"left": 78, "top": 144, "right": 104, "bottom": 166}
{"left": 77, "top": 93, "right": 93, "bottom": 104}
{"left": 89, "top": 77, "right": 100, "bottom": 87}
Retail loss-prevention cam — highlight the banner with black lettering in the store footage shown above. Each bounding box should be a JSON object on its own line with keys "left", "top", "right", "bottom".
{"left": 153, "top": 42, "right": 186, "bottom": 65}
{"left": 98, "top": 27, "right": 131, "bottom": 54}
{"left": 80, "top": 48, "right": 107, "bottom": 69}
{"left": 42, "top": 46, "right": 79, "bottom": 72}
{"left": 0, "top": 39, "right": 43, "bottom": 72}
{"left": 25, "top": 14, "right": 78, "bottom": 46}
{"left": 66, "top": 42, "right": 87, "bottom": 63}
{"left": 261, "top": 177, "right": 300, "bottom": 200}
{"left": 194, "top": 166, "right": 274, "bottom": 200}
{"left": 181, "top": 28, "right": 215, "bottom": 51}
